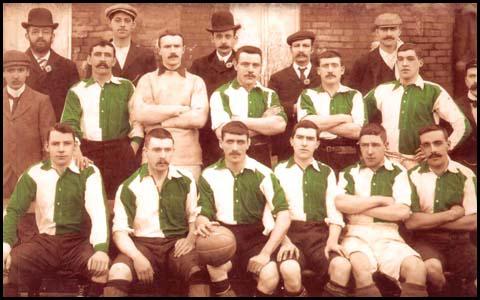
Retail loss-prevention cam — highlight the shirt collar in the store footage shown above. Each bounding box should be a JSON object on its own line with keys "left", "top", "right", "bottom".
{"left": 112, "top": 40, "right": 131, "bottom": 51}
{"left": 418, "top": 157, "right": 459, "bottom": 174}
{"left": 359, "top": 157, "right": 394, "bottom": 171}
{"left": 139, "top": 163, "right": 183, "bottom": 182}
{"left": 84, "top": 75, "right": 122, "bottom": 87}
{"left": 32, "top": 50, "right": 51, "bottom": 63}
{"left": 157, "top": 63, "right": 186, "bottom": 77}
{"left": 293, "top": 62, "right": 312, "bottom": 73}
{"left": 216, "top": 51, "right": 233, "bottom": 63}
{"left": 230, "top": 78, "right": 262, "bottom": 91}
{"left": 393, "top": 75, "right": 425, "bottom": 91}
{"left": 7, "top": 84, "right": 26, "bottom": 98}
{"left": 315, "top": 83, "right": 351, "bottom": 94}
{"left": 214, "top": 156, "right": 257, "bottom": 172}
{"left": 40, "top": 159, "right": 80, "bottom": 174}
{"left": 286, "top": 156, "right": 320, "bottom": 172}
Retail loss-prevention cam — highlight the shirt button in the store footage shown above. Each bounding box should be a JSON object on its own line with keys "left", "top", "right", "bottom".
{"left": 101, "top": 110, "right": 104, "bottom": 113}
{"left": 58, "top": 188, "right": 62, "bottom": 191}
{"left": 235, "top": 199, "right": 239, "bottom": 203}
{"left": 435, "top": 200, "right": 439, "bottom": 203}
{"left": 373, "top": 182, "right": 376, "bottom": 186}
{"left": 57, "top": 202, "right": 60, "bottom": 206}
{"left": 305, "top": 193, "right": 308, "bottom": 197}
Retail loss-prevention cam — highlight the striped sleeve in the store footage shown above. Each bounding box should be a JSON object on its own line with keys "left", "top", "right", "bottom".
{"left": 324, "top": 167, "right": 345, "bottom": 227}
{"left": 363, "top": 87, "right": 381, "bottom": 123}
{"left": 268, "top": 91, "right": 288, "bottom": 122}
{"left": 260, "top": 173, "right": 289, "bottom": 216}
{"left": 84, "top": 166, "right": 110, "bottom": 253}
{"left": 461, "top": 169, "right": 477, "bottom": 215}
{"left": 61, "top": 89, "right": 84, "bottom": 139}
{"left": 337, "top": 168, "right": 355, "bottom": 196}
{"left": 407, "top": 170, "right": 421, "bottom": 213}
{"left": 297, "top": 89, "right": 317, "bottom": 121}
{"left": 392, "top": 169, "right": 412, "bottom": 207}
{"left": 126, "top": 79, "right": 144, "bottom": 145}
{"left": 184, "top": 172, "right": 201, "bottom": 223}
{"left": 210, "top": 90, "right": 231, "bottom": 130}
{"left": 198, "top": 175, "right": 217, "bottom": 220}
{"left": 112, "top": 183, "right": 135, "bottom": 234}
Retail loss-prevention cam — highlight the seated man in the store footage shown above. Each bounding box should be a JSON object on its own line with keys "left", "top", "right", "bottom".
{"left": 335, "top": 123, "right": 428, "bottom": 296}
{"left": 274, "top": 120, "right": 352, "bottom": 296}
{"left": 103, "top": 128, "right": 210, "bottom": 296}
{"left": 3, "top": 123, "right": 110, "bottom": 297}
{"left": 405, "top": 124, "right": 477, "bottom": 296}
{"left": 195, "top": 121, "right": 303, "bottom": 296}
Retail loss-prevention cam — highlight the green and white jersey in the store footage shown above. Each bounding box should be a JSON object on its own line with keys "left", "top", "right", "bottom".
{"left": 274, "top": 157, "right": 344, "bottom": 226}
{"left": 61, "top": 76, "right": 143, "bottom": 144}
{"left": 338, "top": 158, "right": 411, "bottom": 225}
{"left": 409, "top": 159, "right": 477, "bottom": 215}
{"left": 3, "top": 160, "right": 109, "bottom": 253}
{"left": 297, "top": 84, "right": 365, "bottom": 140}
{"left": 198, "top": 156, "right": 289, "bottom": 235}
{"left": 113, "top": 164, "right": 199, "bottom": 238}
{"left": 210, "top": 79, "right": 288, "bottom": 130}
{"left": 364, "top": 76, "right": 470, "bottom": 155}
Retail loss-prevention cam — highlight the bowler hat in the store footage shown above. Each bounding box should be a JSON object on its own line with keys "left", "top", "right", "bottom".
{"left": 3, "top": 50, "right": 31, "bottom": 69}
{"left": 287, "top": 30, "right": 315, "bottom": 46}
{"left": 206, "top": 11, "right": 241, "bottom": 33}
{"left": 105, "top": 4, "right": 138, "bottom": 20}
{"left": 21, "top": 8, "right": 59, "bottom": 29}
{"left": 374, "top": 13, "right": 402, "bottom": 28}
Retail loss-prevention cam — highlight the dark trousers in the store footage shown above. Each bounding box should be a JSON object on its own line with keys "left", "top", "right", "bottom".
{"left": 81, "top": 137, "right": 137, "bottom": 199}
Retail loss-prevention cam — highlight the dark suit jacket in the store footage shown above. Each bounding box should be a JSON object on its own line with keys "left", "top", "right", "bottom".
{"left": 25, "top": 48, "right": 79, "bottom": 121}
{"left": 3, "top": 86, "right": 56, "bottom": 187}
{"left": 347, "top": 47, "right": 396, "bottom": 96}
{"left": 450, "top": 95, "right": 477, "bottom": 172}
{"left": 268, "top": 65, "right": 321, "bottom": 160}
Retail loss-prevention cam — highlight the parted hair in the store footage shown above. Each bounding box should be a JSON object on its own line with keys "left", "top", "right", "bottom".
{"left": 46, "top": 123, "right": 76, "bottom": 143}
{"left": 145, "top": 128, "right": 174, "bottom": 147}
{"left": 418, "top": 124, "right": 448, "bottom": 140}
{"left": 158, "top": 30, "right": 184, "bottom": 48}
{"left": 317, "top": 50, "right": 343, "bottom": 66}
{"left": 88, "top": 40, "right": 116, "bottom": 57}
{"left": 359, "top": 123, "right": 387, "bottom": 143}
{"left": 235, "top": 45, "right": 262, "bottom": 62}
{"left": 292, "top": 120, "right": 320, "bottom": 140}
{"left": 397, "top": 43, "right": 423, "bottom": 59}
{"left": 221, "top": 121, "right": 250, "bottom": 139}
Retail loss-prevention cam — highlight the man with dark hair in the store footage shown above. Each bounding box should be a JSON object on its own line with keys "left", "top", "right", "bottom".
{"left": 3, "top": 123, "right": 110, "bottom": 297}
{"left": 404, "top": 124, "right": 477, "bottom": 296}
{"left": 22, "top": 7, "right": 80, "bottom": 121}
{"left": 61, "top": 40, "right": 142, "bottom": 199}
{"left": 335, "top": 123, "right": 428, "bottom": 296}
{"left": 274, "top": 119, "right": 352, "bottom": 296}
{"left": 269, "top": 30, "right": 322, "bottom": 162}
{"left": 103, "top": 128, "right": 210, "bottom": 296}
{"left": 189, "top": 11, "right": 240, "bottom": 167}
{"left": 133, "top": 30, "right": 208, "bottom": 181}
{"left": 210, "top": 46, "right": 287, "bottom": 167}
{"left": 297, "top": 50, "right": 364, "bottom": 174}
{"left": 364, "top": 43, "right": 471, "bottom": 170}
{"left": 3, "top": 50, "right": 56, "bottom": 198}
{"left": 451, "top": 59, "right": 477, "bottom": 173}
{"left": 347, "top": 13, "right": 404, "bottom": 95}
{"left": 195, "top": 120, "right": 296, "bottom": 296}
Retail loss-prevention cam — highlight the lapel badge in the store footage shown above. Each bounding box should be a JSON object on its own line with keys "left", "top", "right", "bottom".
{"left": 303, "top": 78, "right": 310, "bottom": 85}
{"left": 226, "top": 62, "right": 233, "bottom": 69}
{"left": 45, "top": 65, "right": 52, "bottom": 73}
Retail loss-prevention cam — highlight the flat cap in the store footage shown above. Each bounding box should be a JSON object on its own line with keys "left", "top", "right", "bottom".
{"left": 374, "top": 13, "right": 402, "bottom": 27}
{"left": 3, "top": 50, "right": 31, "bottom": 69}
{"left": 287, "top": 30, "right": 315, "bottom": 46}
{"left": 466, "top": 59, "right": 477, "bottom": 71}
{"left": 105, "top": 4, "right": 137, "bottom": 20}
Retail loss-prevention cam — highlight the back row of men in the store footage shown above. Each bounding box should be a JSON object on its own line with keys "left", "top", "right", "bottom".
{"left": 3, "top": 120, "right": 476, "bottom": 296}
{"left": 3, "top": 6, "right": 477, "bottom": 200}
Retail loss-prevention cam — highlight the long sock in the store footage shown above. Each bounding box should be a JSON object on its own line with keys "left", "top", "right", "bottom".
{"left": 254, "top": 288, "right": 275, "bottom": 297}
{"left": 188, "top": 269, "right": 211, "bottom": 296}
{"left": 400, "top": 282, "right": 428, "bottom": 297}
{"left": 355, "top": 283, "right": 382, "bottom": 297}
{"left": 284, "top": 285, "right": 308, "bottom": 297}
{"left": 88, "top": 281, "right": 106, "bottom": 296}
{"left": 103, "top": 279, "right": 130, "bottom": 296}
{"left": 212, "top": 279, "right": 231, "bottom": 295}
{"left": 322, "top": 280, "right": 349, "bottom": 297}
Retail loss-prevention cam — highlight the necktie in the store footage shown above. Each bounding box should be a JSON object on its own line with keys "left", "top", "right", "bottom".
{"left": 37, "top": 58, "right": 48, "bottom": 71}
{"left": 8, "top": 93, "right": 20, "bottom": 114}
{"left": 299, "top": 67, "right": 307, "bottom": 81}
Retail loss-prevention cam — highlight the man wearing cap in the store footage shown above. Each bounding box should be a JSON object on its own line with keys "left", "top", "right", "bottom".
{"left": 364, "top": 43, "right": 471, "bottom": 170}
{"left": 22, "top": 7, "right": 80, "bottom": 121}
{"left": 297, "top": 50, "right": 364, "bottom": 174}
{"left": 268, "top": 31, "right": 321, "bottom": 162}
{"left": 451, "top": 59, "right": 477, "bottom": 173}
{"left": 3, "top": 50, "right": 56, "bottom": 198}
{"left": 347, "top": 13, "right": 404, "bottom": 96}
{"left": 210, "top": 46, "right": 287, "bottom": 167}
{"left": 189, "top": 11, "right": 240, "bottom": 168}
{"left": 132, "top": 30, "right": 209, "bottom": 181}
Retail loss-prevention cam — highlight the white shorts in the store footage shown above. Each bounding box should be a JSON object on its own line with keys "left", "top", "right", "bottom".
{"left": 341, "top": 223, "right": 420, "bottom": 280}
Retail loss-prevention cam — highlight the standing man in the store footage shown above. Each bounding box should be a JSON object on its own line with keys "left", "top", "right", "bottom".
{"left": 335, "top": 123, "right": 428, "bottom": 296}
{"left": 104, "top": 128, "right": 209, "bottom": 296}
{"left": 274, "top": 120, "right": 351, "bottom": 296}
{"left": 347, "top": 13, "right": 403, "bottom": 96}
{"left": 451, "top": 59, "right": 477, "bottom": 173}
{"left": 61, "top": 40, "right": 143, "bottom": 199}
{"left": 195, "top": 121, "right": 299, "bottom": 297}
{"left": 132, "top": 30, "right": 208, "bottom": 181}
{"left": 364, "top": 43, "right": 471, "bottom": 170}
{"left": 3, "top": 50, "right": 56, "bottom": 198}
{"left": 210, "top": 46, "right": 287, "bottom": 167}
{"left": 3, "top": 123, "right": 110, "bottom": 297}
{"left": 405, "top": 124, "right": 476, "bottom": 296}
{"left": 269, "top": 31, "right": 322, "bottom": 162}
{"left": 297, "top": 50, "right": 364, "bottom": 174}
{"left": 189, "top": 11, "right": 240, "bottom": 167}
{"left": 22, "top": 7, "right": 80, "bottom": 121}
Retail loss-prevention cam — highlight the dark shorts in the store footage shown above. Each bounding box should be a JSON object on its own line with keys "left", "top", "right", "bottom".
{"left": 287, "top": 221, "right": 338, "bottom": 277}
{"left": 411, "top": 230, "right": 477, "bottom": 281}
{"left": 113, "top": 236, "right": 201, "bottom": 283}
{"left": 8, "top": 232, "right": 94, "bottom": 287}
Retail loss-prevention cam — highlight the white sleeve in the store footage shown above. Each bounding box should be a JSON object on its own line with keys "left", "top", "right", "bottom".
{"left": 324, "top": 168, "right": 345, "bottom": 227}
{"left": 210, "top": 91, "right": 231, "bottom": 130}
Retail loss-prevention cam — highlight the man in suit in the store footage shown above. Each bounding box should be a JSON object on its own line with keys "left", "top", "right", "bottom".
{"left": 3, "top": 50, "right": 56, "bottom": 199}
{"left": 347, "top": 13, "right": 404, "bottom": 97}
{"left": 22, "top": 7, "right": 80, "bottom": 121}
{"left": 189, "top": 11, "right": 240, "bottom": 167}
{"left": 268, "top": 30, "right": 322, "bottom": 162}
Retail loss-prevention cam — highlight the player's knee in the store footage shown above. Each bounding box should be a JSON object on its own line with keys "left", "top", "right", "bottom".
{"left": 424, "top": 259, "right": 445, "bottom": 287}
{"left": 108, "top": 263, "right": 133, "bottom": 282}
{"left": 258, "top": 262, "right": 280, "bottom": 292}
{"left": 401, "top": 256, "right": 427, "bottom": 279}
{"left": 329, "top": 256, "right": 352, "bottom": 279}
{"left": 279, "top": 259, "right": 301, "bottom": 280}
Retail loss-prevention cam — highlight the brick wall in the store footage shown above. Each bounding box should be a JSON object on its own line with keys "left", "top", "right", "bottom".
{"left": 71, "top": 3, "right": 463, "bottom": 94}
{"left": 301, "top": 3, "right": 460, "bottom": 94}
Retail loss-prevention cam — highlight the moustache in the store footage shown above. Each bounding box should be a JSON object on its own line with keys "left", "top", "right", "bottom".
{"left": 168, "top": 54, "right": 179, "bottom": 59}
{"left": 326, "top": 74, "right": 336, "bottom": 78}
{"left": 229, "top": 151, "right": 241, "bottom": 156}
{"left": 219, "top": 45, "right": 230, "bottom": 50}
{"left": 470, "top": 82, "right": 477, "bottom": 91}
{"left": 383, "top": 36, "right": 395, "bottom": 40}
{"left": 156, "top": 159, "right": 169, "bottom": 165}
{"left": 428, "top": 153, "right": 442, "bottom": 159}
{"left": 295, "top": 53, "right": 307, "bottom": 58}
{"left": 96, "top": 62, "right": 109, "bottom": 68}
